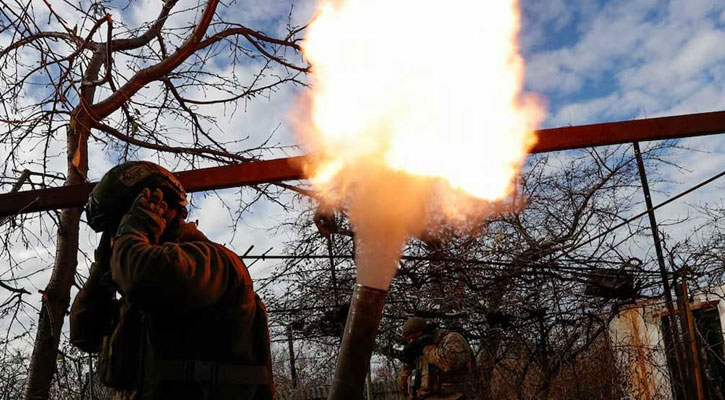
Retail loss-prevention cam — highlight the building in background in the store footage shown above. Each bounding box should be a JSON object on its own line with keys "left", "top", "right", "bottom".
{"left": 610, "top": 286, "right": 725, "bottom": 400}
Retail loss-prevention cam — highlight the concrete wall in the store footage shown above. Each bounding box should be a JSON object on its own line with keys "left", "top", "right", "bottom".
{"left": 609, "top": 286, "right": 725, "bottom": 400}
{"left": 609, "top": 303, "right": 674, "bottom": 400}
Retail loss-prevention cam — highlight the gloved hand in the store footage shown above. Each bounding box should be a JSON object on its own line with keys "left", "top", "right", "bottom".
{"left": 116, "top": 188, "right": 168, "bottom": 243}
{"left": 402, "top": 342, "right": 420, "bottom": 365}
{"left": 415, "top": 333, "right": 435, "bottom": 348}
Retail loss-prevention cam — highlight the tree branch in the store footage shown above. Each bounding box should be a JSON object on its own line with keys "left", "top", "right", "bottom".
{"left": 92, "top": 120, "right": 254, "bottom": 162}
{"left": 196, "top": 25, "right": 303, "bottom": 51}
{"left": 91, "top": 0, "right": 220, "bottom": 120}
{"left": 110, "top": 0, "right": 179, "bottom": 51}
{"left": 0, "top": 32, "right": 82, "bottom": 60}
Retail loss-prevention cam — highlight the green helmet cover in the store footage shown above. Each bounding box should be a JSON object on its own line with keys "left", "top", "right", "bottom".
{"left": 402, "top": 317, "right": 427, "bottom": 338}
{"left": 86, "top": 161, "right": 187, "bottom": 232}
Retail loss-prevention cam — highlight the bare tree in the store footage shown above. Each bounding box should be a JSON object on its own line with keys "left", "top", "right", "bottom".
{"left": 669, "top": 202, "right": 725, "bottom": 291}
{"left": 0, "top": 348, "right": 27, "bottom": 399}
{"left": 0, "top": 0, "right": 308, "bottom": 397}
{"left": 262, "top": 143, "right": 681, "bottom": 399}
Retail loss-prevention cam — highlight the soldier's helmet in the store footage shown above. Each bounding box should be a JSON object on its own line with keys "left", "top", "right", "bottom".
{"left": 85, "top": 161, "right": 187, "bottom": 232}
{"left": 402, "top": 317, "right": 427, "bottom": 339}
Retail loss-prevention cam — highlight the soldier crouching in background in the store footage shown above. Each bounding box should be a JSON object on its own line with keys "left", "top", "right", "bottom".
{"left": 70, "top": 161, "right": 274, "bottom": 400}
{"left": 397, "top": 317, "right": 475, "bottom": 400}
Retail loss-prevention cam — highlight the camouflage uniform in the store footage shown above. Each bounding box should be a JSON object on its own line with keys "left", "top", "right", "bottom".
{"left": 397, "top": 330, "right": 474, "bottom": 400}
{"left": 71, "top": 186, "right": 274, "bottom": 400}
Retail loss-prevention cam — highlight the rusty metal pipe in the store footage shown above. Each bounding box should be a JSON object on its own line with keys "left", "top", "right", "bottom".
{"left": 328, "top": 284, "right": 387, "bottom": 400}
{"left": 0, "top": 156, "right": 306, "bottom": 218}
{"left": 2, "top": 110, "right": 725, "bottom": 218}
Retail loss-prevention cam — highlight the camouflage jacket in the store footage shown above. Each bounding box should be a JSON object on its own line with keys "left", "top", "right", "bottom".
{"left": 71, "top": 203, "right": 274, "bottom": 400}
{"left": 397, "top": 331, "right": 474, "bottom": 400}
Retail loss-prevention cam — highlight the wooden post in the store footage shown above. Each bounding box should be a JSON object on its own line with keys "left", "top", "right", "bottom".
{"left": 675, "top": 280, "right": 705, "bottom": 400}
{"left": 365, "top": 369, "right": 374, "bottom": 400}
{"left": 328, "top": 235, "right": 339, "bottom": 306}
{"left": 287, "top": 325, "right": 298, "bottom": 389}
{"left": 88, "top": 354, "right": 95, "bottom": 400}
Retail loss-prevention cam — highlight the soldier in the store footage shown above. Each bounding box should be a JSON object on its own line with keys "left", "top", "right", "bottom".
{"left": 397, "top": 317, "right": 474, "bottom": 400}
{"left": 70, "top": 161, "right": 274, "bottom": 400}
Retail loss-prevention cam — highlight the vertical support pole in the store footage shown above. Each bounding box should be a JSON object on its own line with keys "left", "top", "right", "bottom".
{"left": 88, "top": 353, "right": 95, "bottom": 400}
{"left": 632, "top": 142, "right": 690, "bottom": 399}
{"left": 365, "top": 369, "right": 374, "bottom": 400}
{"left": 328, "top": 235, "right": 339, "bottom": 306}
{"left": 287, "top": 325, "right": 298, "bottom": 389}
{"left": 676, "top": 280, "right": 705, "bottom": 400}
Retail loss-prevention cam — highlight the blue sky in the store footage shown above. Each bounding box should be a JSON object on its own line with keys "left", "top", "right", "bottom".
{"left": 520, "top": 0, "right": 725, "bottom": 126}
{"left": 515, "top": 0, "right": 724, "bottom": 236}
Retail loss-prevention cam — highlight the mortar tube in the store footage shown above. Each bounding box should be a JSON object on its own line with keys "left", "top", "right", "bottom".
{"left": 328, "top": 283, "right": 387, "bottom": 400}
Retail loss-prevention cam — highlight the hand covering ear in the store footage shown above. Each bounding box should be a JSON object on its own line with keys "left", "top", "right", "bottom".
{"left": 116, "top": 188, "right": 168, "bottom": 243}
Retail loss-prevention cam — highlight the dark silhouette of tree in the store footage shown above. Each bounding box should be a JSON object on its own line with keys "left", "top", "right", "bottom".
{"left": 262, "top": 144, "right": 687, "bottom": 399}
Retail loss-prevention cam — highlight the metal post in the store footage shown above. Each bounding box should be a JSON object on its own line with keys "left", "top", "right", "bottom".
{"left": 328, "top": 235, "right": 339, "bottom": 306}
{"left": 287, "top": 325, "right": 298, "bottom": 389}
{"left": 676, "top": 280, "right": 705, "bottom": 400}
{"left": 633, "top": 142, "right": 690, "bottom": 399}
{"left": 3, "top": 110, "right": 725, "bottom": 218}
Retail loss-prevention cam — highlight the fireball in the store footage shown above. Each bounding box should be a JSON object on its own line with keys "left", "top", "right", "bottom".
{"left": 295, "top": 0, "right": 544, "bottom": 289}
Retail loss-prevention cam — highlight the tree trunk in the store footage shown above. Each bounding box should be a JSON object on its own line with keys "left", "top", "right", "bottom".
{"left": 24, "top": 207, "right": 84, "bottom": 400}
{"left": 24, "top": 53, "right": 102, "bottom": 400}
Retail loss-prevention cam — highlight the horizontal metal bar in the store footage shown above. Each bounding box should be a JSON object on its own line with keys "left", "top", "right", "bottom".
{"left": 0, "top": 156, "right": 306, "bottom": 218}
{"left": 531, "top": 110, "right": 725, "bottom": 153}
{"left": 1, "top": 110, "right": 724, "bottom": 218}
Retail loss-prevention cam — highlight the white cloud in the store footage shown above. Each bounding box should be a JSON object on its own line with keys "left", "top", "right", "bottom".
{"left": 524, "top": 0, "right": 725, "bottom": 124}
{"left": 661, "top": 83, "right": 725, "bottom": 116}
{"left": 525, "top": 0, "right": 725, "bottom": 108}
{"left": 617, "top": 28, "right": 725, "bottom": 96}
{"left": 520, "top": 0, "right": 600, "bottom": 52}
{"left": 526, "top": 54, "right": 585, "bottom": 93}
{"left": 128, "top": 0, "right": 163, "bottom": 28}
{"left": 667, "top": 0, "right": 722, "bottom": 23}
{"left": 522, "top": 0, "right": 725, "bottom": 248}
